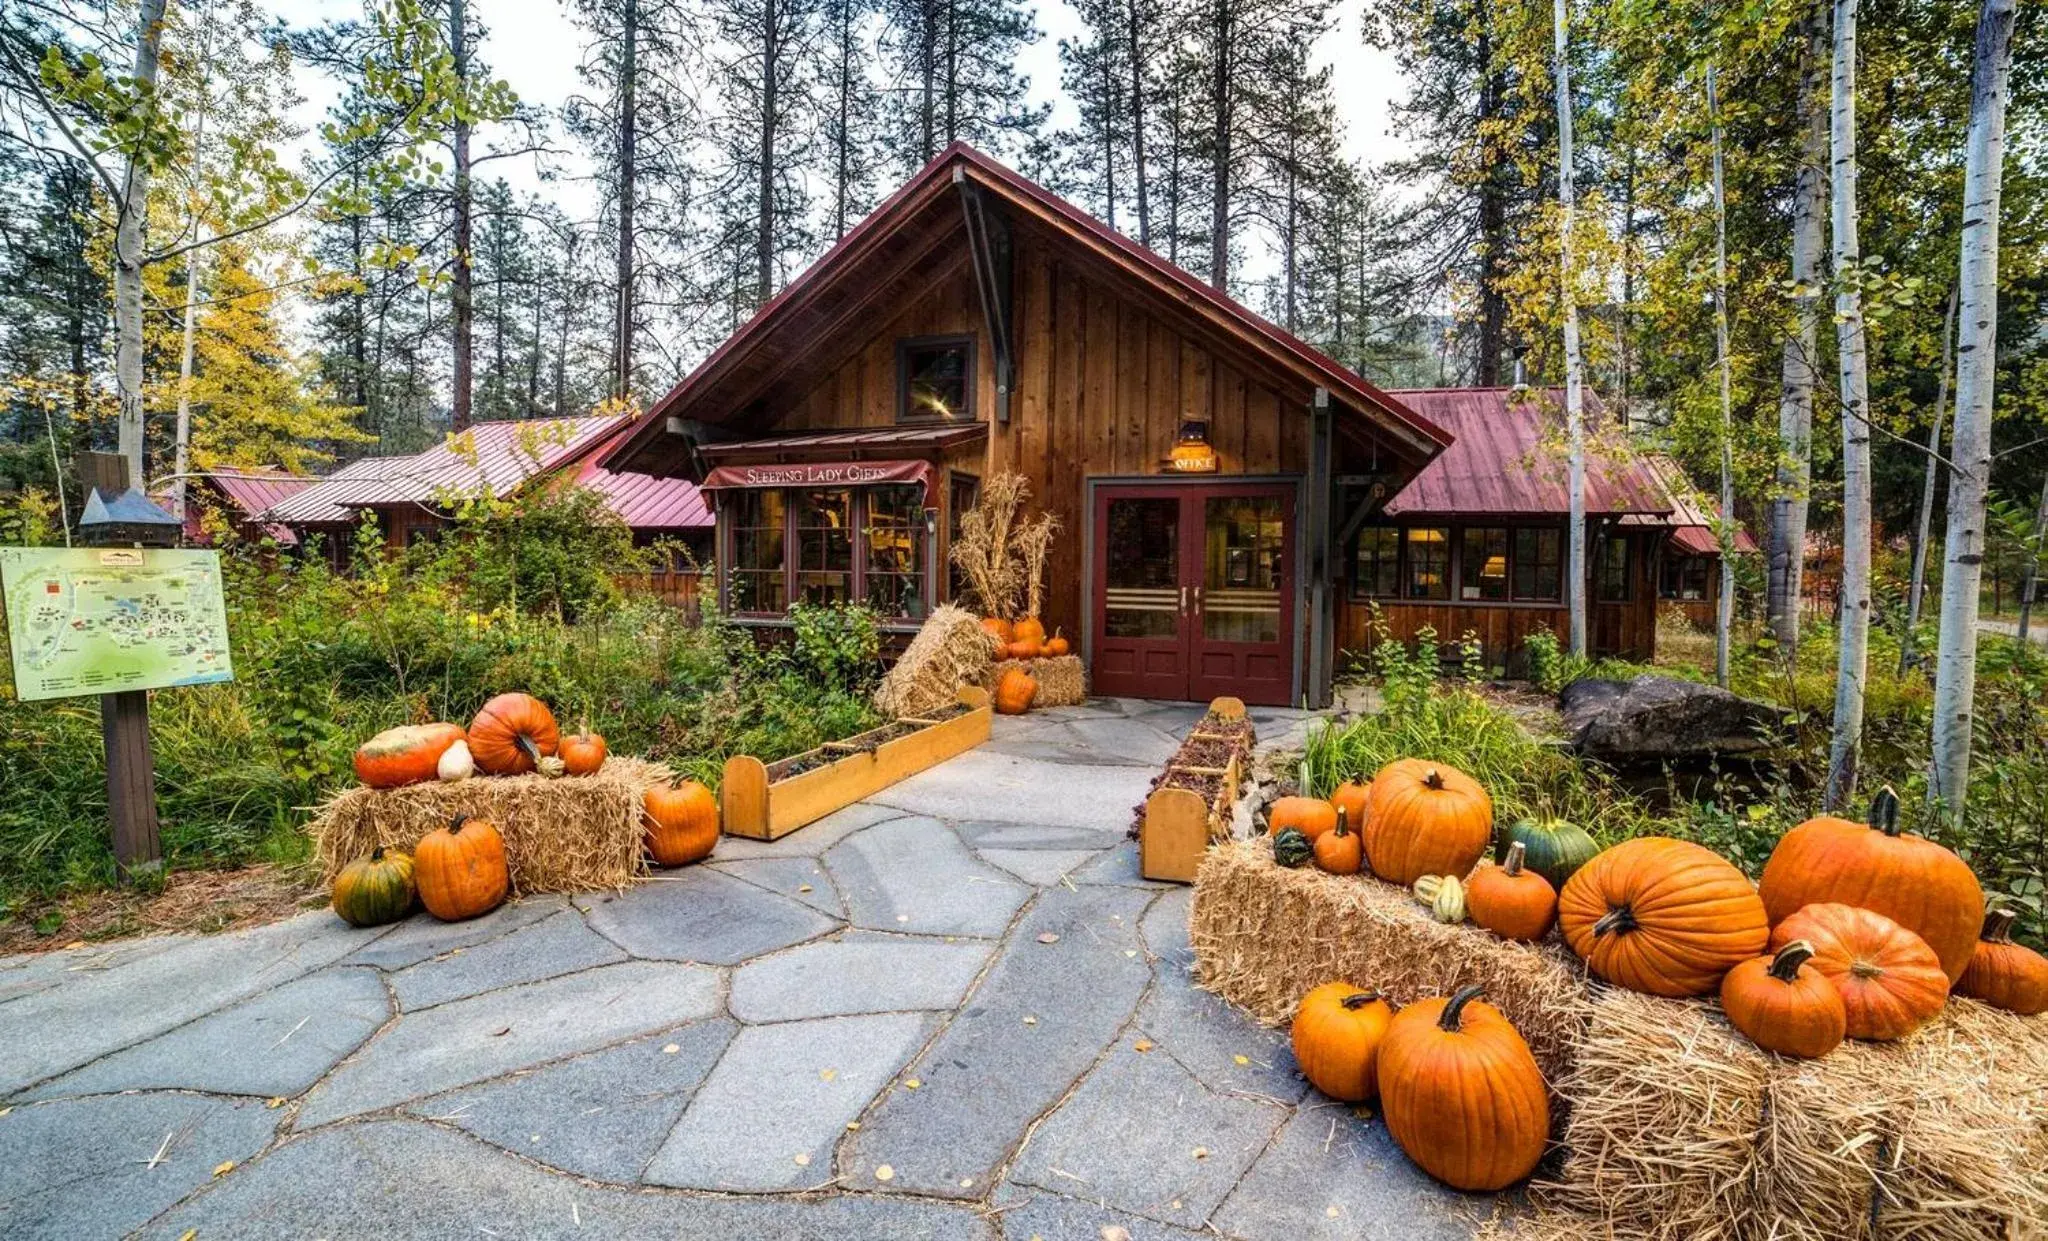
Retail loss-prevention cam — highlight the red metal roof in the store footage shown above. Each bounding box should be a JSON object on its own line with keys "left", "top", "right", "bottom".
{"left": 603, "top": 143, "right": 1451, "bottom": 476}
{"left": 696, "top": 424, "right": 988, "bottom": 459}
{"left": 1670, "top": 524, "right": 1759, "bottom": 556}
{"left": 565, "top": 420, "right": 714, "bottom": 530}
{"left": 206, "top": 469, "right": 312, "bottom": 517}
{"left": 1382, "top": 388, "right": 1675, "bottom": 519}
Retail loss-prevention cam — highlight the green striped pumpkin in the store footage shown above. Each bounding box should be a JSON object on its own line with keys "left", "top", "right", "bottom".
{"left": 1495, "top": 818, "right": 1601, "bottom": 892}
{"left": 332, "top": 846, "right": 418, "bottom": 927}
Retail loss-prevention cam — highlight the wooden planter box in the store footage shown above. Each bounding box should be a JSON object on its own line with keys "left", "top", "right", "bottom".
{"left": 1140, "top": 696, "right": 1251, "bottom": 883}
{"left": 720, "top": 686, "right": 992, "bottom": 840}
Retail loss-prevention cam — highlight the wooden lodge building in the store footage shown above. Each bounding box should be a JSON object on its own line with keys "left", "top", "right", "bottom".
{"left": 603, "top": 144, "right": 1735, "bottom": 707}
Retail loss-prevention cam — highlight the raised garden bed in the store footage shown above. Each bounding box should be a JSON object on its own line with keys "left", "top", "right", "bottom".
{"left": 1136, "top": 697, "right": 1257, "bottom": 883}
{"left": 720, "top": 685, "right": 992, "bottom": 840}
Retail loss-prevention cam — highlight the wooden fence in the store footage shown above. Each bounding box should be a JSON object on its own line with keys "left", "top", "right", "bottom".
{"left": 618, "top": 568, "right": 708, "bottom": 620}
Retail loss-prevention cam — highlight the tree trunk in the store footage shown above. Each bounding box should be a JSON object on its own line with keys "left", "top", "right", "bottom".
{"left": 450, "top": 0, "right": 474, "bottom": 432}
{"left": 1555, "top": 0, "right": 1587, "bottom": 657}
{"left": 919, "top": 1, "right": 937, "bottom": 161}
{"left": 1825, "top": 0, "right": 1872, "bottom": 812}
{"left": 1473, "top": 12, "right": 1506, "bottom": 387}
{"left": 1931, "top": 0, "right": 2017, "bottom": 816}
{"left": 2018, "top": 471, "right": 2048, "bottom": 642}
{"left": 1127, "top": 0, "right": 1150, "bottom": 247}
{"left": 615, "top": 0, "right": 636, "bottom": 399}
{"left": 1768, "top": 9, "right": 1827, "bottom": 657}
{"left": 1902, "top": 283, "right": 1958, "bottom": 674}
{"left": 1207, "top": 0, "right": 1231, "bottom": 293}
{"left": 1709, "top": 64, "right": 1734, "bottom": 688}
{"left": 115, "top": 0, "right": 171, "bottom": 486}
{"left": 1101, "top": 49, "right": 1118, "bottom": 230}
{"left": 833, "top": 0, "right": 853, "bottom": 239}
{"left": 756, "top": 0, "right": 780, "bottom": 307}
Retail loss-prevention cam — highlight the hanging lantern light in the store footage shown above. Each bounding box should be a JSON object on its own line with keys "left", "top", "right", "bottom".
{"left": 1164, "top": 419, "right": 1219, "bottom": 473}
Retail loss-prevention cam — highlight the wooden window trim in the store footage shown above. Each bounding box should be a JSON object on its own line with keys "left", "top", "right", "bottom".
{"left": 723, "top": 485, "right": 934, "bottom": 622}
{"left": 896, "top": 334, "right": 978, "bottom": 424}
{"left": 1350, "top": 521, "right": 1578, "bottom": 608}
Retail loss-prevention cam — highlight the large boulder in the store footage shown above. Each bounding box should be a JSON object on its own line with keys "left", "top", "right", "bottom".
{"left": 1559, "top": 674, "right": 1785, "bottom": 765}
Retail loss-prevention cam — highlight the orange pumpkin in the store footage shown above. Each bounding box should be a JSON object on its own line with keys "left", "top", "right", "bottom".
{"left": 1376, "top": 986, "right": 1549, "bottom": 1192}
{"left": 1360, "top": 759, "right": 1492, "bottom": 886}
{"left": 1329, "top": 777, "right": 1372, "bottom": 832}
{"left": 994, "top": 665, "right": 1038, "bottom": 714}
{"left": 1044, "top": 630, "right": 1071, "bottom": 657}
{"left": 466, "top": 693, "right": 561, "bottom": 775}
{"left": 1957, "top": 909, "right": 2048, "bottom": 1016}
{"left": 1008, "top": 638, "right": 1044, "bottom": 660}
{"left": 980, "top": 617, "right": 1015, "bottom": 646}
{"left": 1291, "top": 981, "right": 1393, "bottom": 1102}
{"left": 1465, "top": 841, "right": 1557, "bottom": 942}
{"left": 353, "top": 722, "right": 467, "bottom": 789}
{"left": 1771, "top": 902, "right": 1948, "bottom": 1041}
{"left": 1312, "top": 807, "right": 1364, "bottom": 875}
{"left": 1558, "top": 837, "right": 1769, "bottom": 997}
{"left": 414, "top": 815, "right": 510, "bottom": 921}
{"left": 1758, "top": 786, "right": 1983, "bottom": 984}
{"left": 1268, "top": 796, "right": 1338, "bottom": 841}
{"left": 1012, "top": 616, "right": 1047, "bottom": 647}
{"left": 643, "top": 779, "right": 719, "bottom": 867}
{"left": 558, "top": 727, "right": 608, "bottom": 776}
{"left": 1719, "top": 939, "right": 1847, "bottom": 1059}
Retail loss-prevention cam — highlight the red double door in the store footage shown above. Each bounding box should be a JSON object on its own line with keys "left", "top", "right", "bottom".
{"left": 1089, "top": 481, "right": 1297, "bottom": 706}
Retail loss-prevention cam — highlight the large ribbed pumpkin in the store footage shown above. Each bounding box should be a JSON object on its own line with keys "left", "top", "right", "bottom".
{"left": 1290, "top": 981, "right": 1393, "bottom": 1102}
{"left": 1957, "top": 910, "right": 2048, "bottom": 1016}
{"left": 353, "top": 722, "right": 467, "bottom": 789}
{"left": 414, "top": 815, "right": 511, "bottom": 921}
{"left": 1770, "top": 903, "right": 1949, "bottom": 1041}
{"left": 466, "top": 693, "right": 561, "bottom": 775}
{"left": 1375, "top": 987, "right": 1549, "bottom": 1191}
{"left": 644, "top": 779, "right": 719, "bottom": 867}
{"left": 1361, "top": 759, "right": 1492, "bottom": 886}
{"left": 1758, "top": 787, "right": 1983, "bottom": 984}
{"left": 1558, "top": 837, "right": 1769, "bottom": 997}
{"left": 331, "top": 846, "right": 417, "bottom": 927}
{"left": 1718, "top": 939, "right": 1846, "bottom": 1059}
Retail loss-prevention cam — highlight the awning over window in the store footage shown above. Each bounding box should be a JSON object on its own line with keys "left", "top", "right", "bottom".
{"left": 701, "top": 459, "right": 938, "bottom": 505}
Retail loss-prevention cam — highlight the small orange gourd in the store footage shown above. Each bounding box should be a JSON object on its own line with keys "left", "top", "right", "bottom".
{"left": 1312, "top": 807, "right": 1363, "bottom": 875}
{"left": 644, "top": 778, "right": 719, "bottom": 867}
{"left": 1267, "top": 796, "right": 1338, "bottom": 841}
{"left": 1718, "top": 939, "right": 1847, "bottom": 1059}
{"left": 1008, "top": 638, "right": 1044, "bottom": 660}
{"left": 558, "top": 726, "right": 608, "bottom": 776}
{"left": 1290, "top": 981, "right": 1393, "bottom": 1102}
{"left": 414, "top": 815, "right": 511, "bottom": 921}
{"left": 1770, "top": 902, "right": 1949, "bottom": 1041}
{"left": 994, "top": 665, "right": 1038, "bottom": 714}
{"left": 1466, "top": 841, "right": 1557, "bottom": 942}
{"left": 1376, "top": 986, "right": 1549, "bottom": 1192}
{"left": 1956, "top": 909, "right": 2048, "bottom": 1015}
{"left": 1044, "top": 630, "right": 1071, "bottom": 657}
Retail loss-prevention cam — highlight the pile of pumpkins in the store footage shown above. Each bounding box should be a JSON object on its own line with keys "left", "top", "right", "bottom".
{"left": 1273, "top": 760, "right": 2048, "bottom": 1191}
{"left": 980, "top": 614, "right": 1068, "bottom": 716}
{"left": 331, "top": 691, "right": 723, "bottom": 928}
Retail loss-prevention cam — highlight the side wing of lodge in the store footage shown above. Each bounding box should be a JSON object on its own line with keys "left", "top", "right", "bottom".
{"left": 599, "top": 143, "right": 1740, "bottom": 707}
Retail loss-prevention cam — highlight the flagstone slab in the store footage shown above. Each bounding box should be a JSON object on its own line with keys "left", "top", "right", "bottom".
{"left": 295, "top": 960, "right": 721, "bottom": 1128}
{"left": 1069, "top": 839, "right": 1176, "bottom": 889}
{"left": 729, "top": 933, "right": 994, "bottom": 1022}
{"left": 0, "top": 1093, "right": 277, "bottom": 1240}
{"left": 1212, "top": 1102, "right": 1482, "bottom": 1239}
{"left": 24, "top": 966, "right": 389, "bottom": 1101}
{"left": 1058, "top": 716, "right": 1189, "bottom": 767}
{"left": 709, "top": 856, "right": 846, "bottom": 918}
{"left": 0, "top": 911, "right": 386, "bottom": 1096}
{"left": 989, "top": 1185, "right": 1215, "bottom": 1241}
{"left": 865, "top": 749, "right": 1151, "bottom": 829}
{"left": 415, "top": 1018, "right": 736, "bottom": 1182}
{"left": 708, "top": 801, "right": 906, "bottom": 860}
{"left": 578, "top": 869, "right": 838, "bottom": 964}
{"left": 142, "top": 1118, "right": 997, "bottom": 1241}
{"left": 389, "top": 911, "right": 626, "bottom": 1010}
{"left": 953, "top": 819, "right": 1129, "bottom": 851}
{"left": 344, "top": 898, "right": 566, "bottom": 971}
{"left": 644, "top": 1011, "right": 934, "bottom": 1192}
{"left": 827, "top": 816, "right": 1030, "bottom": 937}
{"left": 977, "top": 847, "right": 1102, "bottom": 887}
{"left": 1136, "top": 888, "right": 1305, "bottom": 1102}
{"left": 840, "top": 884, "right": 1154, "bottom": 1198}
{"left": 1009, "top": 1043, "right": 1288, "bottom": 1230}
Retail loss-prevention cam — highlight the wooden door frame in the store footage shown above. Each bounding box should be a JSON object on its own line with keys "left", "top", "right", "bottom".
{"left": 1081, "top": 474, "right": 1308, "bottom": 705}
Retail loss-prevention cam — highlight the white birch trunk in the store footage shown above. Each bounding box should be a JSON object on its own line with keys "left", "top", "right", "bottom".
{"left": 1929, "top": 0, "right": 2016, "bottom": 815}
{"left": 115, "top": 0, "right": 172, "bottom": 487}
{"left": 1902, "top": 284, "right": 1958, "bottom": 674}
{"left": 1709, "top": 64, "right": 1735, "bottom": 688}
{"left": 1768, "top": 13, "right": 1827, "bottom": 656}
{"left": 1825, "top": 0, "right": 1873, "bottom": 811}
{"left": 1555, "top": 0, "right": 1587, "bottom": 657}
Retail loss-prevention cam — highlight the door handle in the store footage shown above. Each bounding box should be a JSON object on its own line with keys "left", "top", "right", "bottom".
{"left": 1179, "top": 585, "right": 1189, "bottom": 615}
{"left": 1193, "top": 585, "right": 1203, "bottom": 613}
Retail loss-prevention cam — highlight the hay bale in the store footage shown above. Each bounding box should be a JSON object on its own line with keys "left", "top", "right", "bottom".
{"left": 309, "top": 757, "right": 671, "bottom": 895}
{"left": 984, "top": 653, "right": 1086, "bottom": 708}
{"left": 1189, "top": 837, "right": 1588, "bottom": 1081}
{"left": 1534, "top": 988, "right": 2048, "bottom": 1241}
{"left": 876, "top": 604, "right": 995, "bottom": 718}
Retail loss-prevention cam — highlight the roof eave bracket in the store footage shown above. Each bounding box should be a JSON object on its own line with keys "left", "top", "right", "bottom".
{"left": 956, "top": 171, "right": 1015, "bottom": 424}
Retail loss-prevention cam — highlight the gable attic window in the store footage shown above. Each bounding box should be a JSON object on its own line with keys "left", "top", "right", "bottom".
{"left": 898, "top": 335, "right": 975, "bottom": 422}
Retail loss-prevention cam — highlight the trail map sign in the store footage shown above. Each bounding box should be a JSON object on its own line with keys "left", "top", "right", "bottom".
{"left": 1, "top": 547, "right": 234, "bottom": 702}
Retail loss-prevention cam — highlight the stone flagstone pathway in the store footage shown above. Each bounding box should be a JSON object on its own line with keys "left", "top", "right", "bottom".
{"left": 0, "top": 699, "right": 1504, "bottom": 1241}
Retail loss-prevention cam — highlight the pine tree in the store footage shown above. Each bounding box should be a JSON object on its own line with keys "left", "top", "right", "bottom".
{"left": 881, "top": 0, "right": 1044, "bottom": 169}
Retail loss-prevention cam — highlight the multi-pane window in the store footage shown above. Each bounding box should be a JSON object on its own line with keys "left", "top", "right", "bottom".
{"left": 1405, "top": 528, "right": 1451, "bottom": 600}
{"left": 727, "top": 488, "right": 930, "bottom": 619}
{"left": 1596, "top": 535, "right": 1633, "bottom": 602}
{"left": 1512, "top": 527, "right": 1563, "bottom": 601}
{"left": 899, "top": 337, "right": 974, "bottom": 422}
{"left": 729, "top": 490, "right": 788, "bottom": 613}
{"left": 1352, "top": 527, "right": 1399, "bottom": 598}
{"left": 1660, "top": 556, "right": 1710, "bottom": 601}
{"left": 1460, "top": 527, "right": 1510, "bottom": 601}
